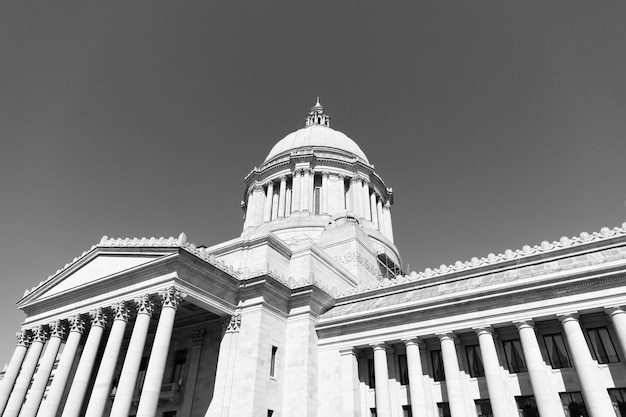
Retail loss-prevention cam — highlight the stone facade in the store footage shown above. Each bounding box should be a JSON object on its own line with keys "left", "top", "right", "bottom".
{"left": 1, "top": 101, "right": 626, "bottom": 417}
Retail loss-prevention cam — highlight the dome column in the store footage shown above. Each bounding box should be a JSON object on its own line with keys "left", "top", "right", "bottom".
{"left": 263, "top": 181, "right": 274, "bottom": 222}
{"left": 383, "top": 200, "right": 394, "bottom": 241}
{"left": 292, "top": 170, "right": 301, "bottom": 211}
{"left": 370, "top": 192, "right": 379, "bottom": 229}
{"left": 321, "top": 171, "right": 329, "bottom": 214}
{"left": 301, "top": 169, "right": 311, "bottom": 212}
{"left": 278, "top": 176, "right": 287, "bottom": 218}
{"left": 361, "top": 179, "right": 371, "bottom": 221}
{"left": 338, "top": 174, "right": 347, "bottom": 211}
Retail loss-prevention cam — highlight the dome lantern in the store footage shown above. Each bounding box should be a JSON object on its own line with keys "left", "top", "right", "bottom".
{"left": 305, "top": 97, "right": 330, "bottom": 127}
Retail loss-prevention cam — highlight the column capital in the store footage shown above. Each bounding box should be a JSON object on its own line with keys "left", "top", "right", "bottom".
{"left": 513, "top": 319, "right": 535, "bottom": 330}
{"left": 339, "top": 347, "right": 358, "bottom": 356}
{"left": 605, "top": 306, "right": 626, "bottom": 318}
{"left": 252, "top": 183, "right": 264, "bottom": 192}
{"left": 113, "top": 301, "right": 130, "bottom": 322}
{"left": 321, "top": 171, "right": 330, "bottom": 178}
{"left": 49, "top": 320, "right": 67, "bottom": 340}
{"left": 225, "top": 314, "right": 241, "bottom": 334}
{"left": 265, "top": 180, "right": 274, "bottom": 188}
{"left": 16, "top": 329, "right": 32, "bottom": 347}
{"left": 31, "top": 324, "right": 49, "bottom": 343}
{"left": 384, "top": 200, "right": 392, "bottom": 209}
{"left": 350, "top": 176, "right": 360, "bottom": 184}
{"left": 279, "top": 175, "right": 287, "bottom": 182}
{"left": 135, "top": 294, "right": 155, "bottom": 316}
{"left": 192, "top": 329, "right": 206, "bottom": 346}
{"left": 557, "top": 312, "right": 579, "bottom": 323}
{"left": 90, "top": 308, "right": 108, "bottom": 328}
{"left": 69, "top": 314, "right": 86, "bottom": 334}
{"left": 473, "top": 326, "right": 494, "bottom": 337}
{"left": 401, "top": 337, "right": 423, "bottom": 348}
{"left": 159, "top": 286, "right": 186, "bottom": 310}
{"left": 369, "top": 342, "right": 388, "bottom": 351}
{"left": 338, "top": 173, "right": 346, "bottom": 180}
{"left": 436, "top": 331, "right": 458, "bottom": 343}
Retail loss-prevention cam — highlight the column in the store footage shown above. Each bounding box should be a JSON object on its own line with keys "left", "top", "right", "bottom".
{"left": 350, "top": 177, "right": 360, "bottom": 215}
{"left": 403, "top": 338, "right": 428, "bottom": 417}
{"left": 38, "top": 315, "right": 84, "bottom": 417}
{"left": 377, "top": 199, "right": 385, "bottom": 234}
{"left": 61, "top": 309, "right": 107, "bottom": 417}
{"left": 0, "top": 331, "right": 31, "bottom": 414}
{"left": 514, "top": 320, "right": 564, "bottom": 417}
{"left": 301, "top": 169, "right": 310, "bottom": 211}
{"left": 178, "top": 329, "right": 206, "bottom": 417}
{"left": 19, "top": 322, "right": 65, "bottom": 417}
{"left": 84, "top": 302, "right": 130, "bottom": 416}
{"left": 263, "top": 181, "right": 274, "bottom": 222}
{"left": 438, "top": 333, "right": 468, "bottom": 417}
{"left": 321, "top": 171, "right": 329, "bottom": 214}
{"left": 475, "top": 327, "right": 513, "bottom": 417}
{"left": 383, "top": 201, "right": 394, "bottom": 241}
{"left": 338, "top": 174, "right": 347, "bottom": 211}
{"left": 136, "top": 287, "right": 184, "bottom": 417}
{"left": 371, "top": 343, "right": 392, "bottom": 417}
{"left": 242, "top": 189, "right": 252, "bottom": 229}
{"left": 361, "top": 180, "right": 371, "bottom": 221}
{"left": 4, "top": 326, "right": 48, "bottom": 417}
{"left": 605, "top": 307, "right": 626, "bottom": 357}
{"left": 206, "top": 315, "right": 241, "bottom": 417}
{"left": 109, "top": 295, "right": 154, "bottom": 416}
{"left": 370, "top": 192, "right": 379, "bottom": 228}
{"left": 292, "top": 170, "right": 301, "bottom": 211}
{"left": 340, "top": 348, "right": 360, "bottom": 417}
{"left": 559, "top": 313, "right": 616, "bottom": 417}
{"left": 278, "top": 176, "right": 287, "bottom": 218}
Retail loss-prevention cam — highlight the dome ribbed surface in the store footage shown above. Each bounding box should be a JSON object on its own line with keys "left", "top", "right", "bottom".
{"left": 264, "top": 125, "right": 369, "bottom": 164}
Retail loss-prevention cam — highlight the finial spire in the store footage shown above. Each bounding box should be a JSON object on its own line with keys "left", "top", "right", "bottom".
{"left": 305, "top": 98, "right": 330, "bottom": 127}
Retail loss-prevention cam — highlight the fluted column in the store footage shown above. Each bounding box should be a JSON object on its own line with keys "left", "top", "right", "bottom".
{"left": 338, "top": 174, "right": 347, "bottom": 211}
{"left": 19, "top": 322, "right": 66, "bottom": 417}
{"left": 475, "top": 327, "right": 512, "bottom": 417}
{"left": 38, "top": 315, "right": 84, "bottom": 417}
{"left": 278, "top": 176, "right": 287, "bottom": 217}
{"left": 559, "top": 313, "right": 616, "bottom": 417}
{"left": 263, "top": 181, "right": 274, "bottom": 222}
{"left": 321, "top": 171, "right": 329, "bottom": 214}
{"left": 0, "top": 331, "right": 31, "bottom": 414}
{"left": 84, "top": 302, "right": 130, "bottom": 416}
{"left": 605, "top": 307, "right": 626, "bottom": 357}
{"left": 5, "top": 326, "right": 48, "bottom": 417}
{"left": 370, "top": 192, "right": 379, "bottom": 228}
{"left": 61, "top": 309, "right": 107, "bottom": 417}
{"left": 371, "top": 343, "right": 392, "bottom": 417}
{"left": 136, "top": 287, "right": 184, "bottom": 417}
{"left": 438, "top": 333, "right": 468, "bottom": 417}
{"left": 109, "top": 295, "right": 154, "bottom": 416}
{"left": 402, "top": 338, "right": 428, "bottom": 417}
{"left": 292, "top": 170, "right": 301, "bottom": 211}
{"left": 301, "top": 169, "right": 311, "bottom": 211}
{"left": 514, "top": 320, "right": 563, "bottom": 417}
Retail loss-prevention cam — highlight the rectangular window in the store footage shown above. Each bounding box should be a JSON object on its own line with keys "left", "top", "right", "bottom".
{"left": 543, "top": 333, "right": 571, "bottom": 368}
{"left": 402, "top": 405, "right": 413, "bottom": 417}
{"left": 162, "top": 412, "right": 176, "bottom": 417}
{"left": 465, "top": 344, "right": 485, "bottom": 377}
{"left": 368, "top": 358, "right": 376, "bottom": 388}
{"left": 270, "top": 346, "right": 278, "bottom": 378}
{"left": 170, "top": 349, "right": 187, "bottom": 384}
{"left": 587, "top": 327, "right": 619, "bottom": 364}
{"left": 370, "top": 408, "right": 377, "bottom": 417}
{"left": 608, "top": 388, "right": 626, "bottom": 417}
{"left": 431, "top": 350, "right": 445, "bottom": 381}
{"left": 267, "top": 410, "right": 274, "bottom": 417}
{"left": 516, "top": 396, "right": 539, "bottom": 417}
{"left": 313, "top": 175, "right": 322, "bottom": 214}
{"left": 437, "top": 402, "right": 451, "bottom": 417}
{"left": 398, "top": 354, "right": 409, "bottom": 385}
{"left": 475, "top": 399, "right": 493, "bottom": 417}
{"left": 560, "top": 392, "right": 589, "bottom": 417}
{"left": 503, "top": 339, "right": 527, "bottom": 373}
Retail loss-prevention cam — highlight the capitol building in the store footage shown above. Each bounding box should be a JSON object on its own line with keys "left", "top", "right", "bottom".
{"left": 2, "top": 100, "right": 626, "bottom": 417}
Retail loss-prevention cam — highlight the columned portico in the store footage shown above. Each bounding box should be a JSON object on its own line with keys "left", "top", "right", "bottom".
{"left": 475, "top": 327, "right": 513, "bottom": 417}
{"left": 136, "top": 287, "right": 184, "bottom": 417}
{"left": 558, "top": 313, "right": 616, "bottom": 417}
{"left": 371, "top": 343, "right": 392, "bottom": 417}
{"left": 4, "top": 325, "right": 48, "bottom": 417}
{"left": 0, "top": 331, "right": 31, "bottom": 415}
{"left": 438, "top": 332, "right": 468, "bottom": 417}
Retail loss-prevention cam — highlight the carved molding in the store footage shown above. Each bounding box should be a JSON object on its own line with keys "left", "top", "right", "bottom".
{"left": 113, "top": 300, "right": 130, "bottom": 322}
{"left": 69, "top": 314, "right": 86, "bottom": 334}
{"left": 135, "top": 294, "right": 155, "bottom": 316}
{"left": 49, "top": 320, "right": 66, "bottom": 339}
{"left": 90, "top": 308, "right": 107, "bottom": 328}
{"left": 31, "top": 324, "right": 48, "bottom": 343}
{"left": 225, "top": 314, "right": 241, "bottom": 333}
{"left": 16, "top": 330, "right": 31, "bottom": 347}
{"left": 159, "top": 286, "right": 186, "bottom": 310}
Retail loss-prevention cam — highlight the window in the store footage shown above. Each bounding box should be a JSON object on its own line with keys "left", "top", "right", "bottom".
{"left": 267, "top": 410, "right": 274, "bottom": 417}
{"left": 475, "top": 399, "right": 493, "bottom": 417}
{"left": 270, "top": 346, "right": 278, "bottom": 378}
{"left": 516, "top": 396, "right": 539, "bottom": 417}
{"left": 368, "top": 358, "right": 376, "bottom": 388}
{"left": 162, "top": 412, "right": 176, "bottom": 417}
{"left": 170, "top": 349, "right": 187, "bottom": 384}
{"left": 560, "top": 392, "right": 589, "bottom": 417}
{"left": 370, "top": 408, "right": 377, "bottom": 417}
{"left": 398, "top": 354, "right": 409, "bottom": 385}
{"left": 402, "top": 405, "right": 413, "bottom": 417}
{"left": 503, "top": 339, "right": 527, "bottom": 373}
{"left": 465, "top": 344, "right": 485, "bottom": 377}
{"left": 431, "top": 350, "right": 445, "bottom": 381}
{"left": 543, "top": 333, "right": 571, "bottom": 368}
{"left": 608, "top": 388, "right": 626, "bottom": 417}
{"left": 437, "top": 402, "right": 451, "bottom": 417}
{"left": 135, "top": 356, "right": 149, "bottom": 394}
{"left": 587, "top": 327, "right": 619, "bottom": 364}
{"left": 313, "top": 174, "right": 322, "bottom": 214}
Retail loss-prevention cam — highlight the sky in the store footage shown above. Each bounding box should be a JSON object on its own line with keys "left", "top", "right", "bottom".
{"left": 1, "top": 1, "right": 626, "bottom": 363}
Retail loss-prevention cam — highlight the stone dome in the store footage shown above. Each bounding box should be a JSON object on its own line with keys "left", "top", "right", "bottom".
{"left": 264, "top": 124, "right": 370, "bottom": 164}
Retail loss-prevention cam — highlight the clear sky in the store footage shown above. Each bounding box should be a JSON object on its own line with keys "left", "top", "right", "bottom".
{"left": 1, "top": 1, "right": 626, "bottom": 363}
